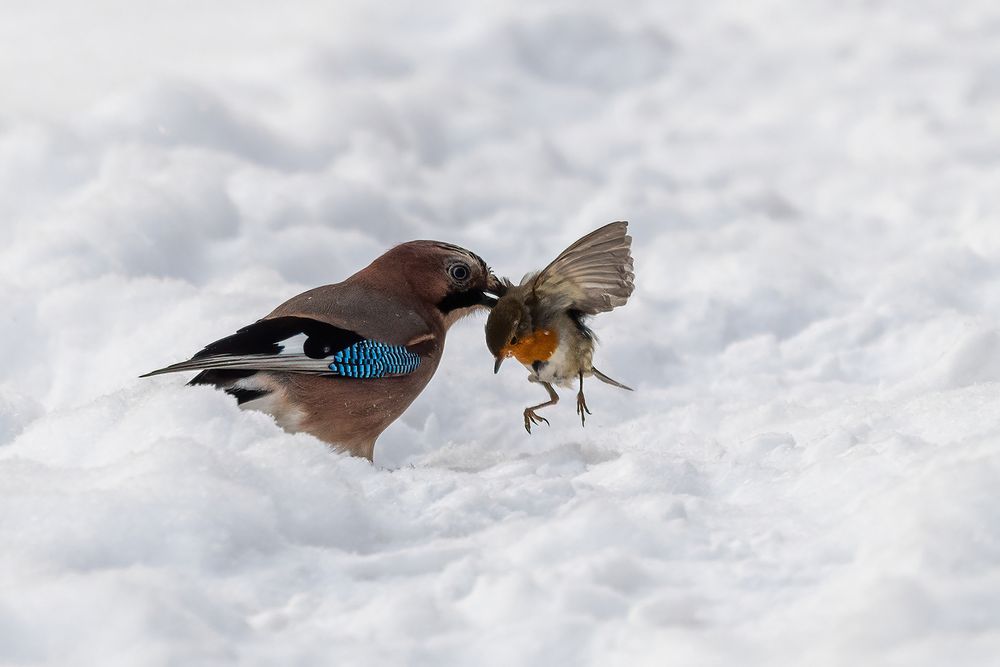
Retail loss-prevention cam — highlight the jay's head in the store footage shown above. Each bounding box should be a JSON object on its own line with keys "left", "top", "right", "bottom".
{"left": 372, "top": 241, "right": 505, "bottom": 328}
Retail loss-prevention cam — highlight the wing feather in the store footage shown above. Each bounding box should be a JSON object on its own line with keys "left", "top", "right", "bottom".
{"left": 142, "top": 316, "right": 421, "bottom": 379}
{"left": 527, "top": 221, "right": 635, "bottom": 315}
{"left": 142, "top": 353, "right": 338, "bottom": 376}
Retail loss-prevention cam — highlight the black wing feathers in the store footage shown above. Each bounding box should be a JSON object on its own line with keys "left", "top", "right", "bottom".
{"left": 193, "top": 316, "right": 363, "bottom": 359}
{"left": 142, "top": 316, "right": 366, "bottom": 378}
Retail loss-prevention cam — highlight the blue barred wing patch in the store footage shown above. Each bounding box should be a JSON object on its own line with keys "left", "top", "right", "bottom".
{"left": 328, "top": 340, "right": 421, "bottom": 378}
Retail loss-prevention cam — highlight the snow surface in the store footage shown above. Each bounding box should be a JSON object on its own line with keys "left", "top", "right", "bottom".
{"left": 3, "top": 0, "right": 1000, "bottom": 664}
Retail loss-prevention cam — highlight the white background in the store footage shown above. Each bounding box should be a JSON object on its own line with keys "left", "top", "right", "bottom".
{"left": 2, "top": 1, "right": 999, "bottom": 664}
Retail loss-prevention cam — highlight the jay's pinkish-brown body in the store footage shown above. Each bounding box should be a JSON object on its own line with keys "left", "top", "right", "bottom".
{"left": 144, "top": 241, "right": 502, "bottom": 460}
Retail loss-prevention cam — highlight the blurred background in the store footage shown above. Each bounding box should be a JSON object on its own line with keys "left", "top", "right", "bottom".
{"left": 4, "top": 0, "right": 998, "bottom": 458}
{"left": 1, "top": 0, "right": 999, "bottom": 664}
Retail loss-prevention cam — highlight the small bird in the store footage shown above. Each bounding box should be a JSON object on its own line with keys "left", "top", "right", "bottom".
{"left": 485, "top": 221, "right": 635, "bottom": 432}
{"left": 143, "top": 241, "right": 502, "bottom": 460}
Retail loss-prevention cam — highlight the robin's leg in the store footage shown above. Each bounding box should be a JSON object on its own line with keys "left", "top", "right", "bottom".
{"left": 524, "top": 382, "right": 559, "bottom": 433}
{"left": 576, "top": 371, "right": 592, "bottom": 426}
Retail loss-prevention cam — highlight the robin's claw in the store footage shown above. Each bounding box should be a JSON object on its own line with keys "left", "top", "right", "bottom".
{"left": 576, "top": 391, "right": 591, "bottom": 426}
{"left": 523, "top": 408, "right": 550, "bottom": 434}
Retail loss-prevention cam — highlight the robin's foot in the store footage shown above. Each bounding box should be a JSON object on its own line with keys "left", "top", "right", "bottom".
{"left": 576, "top": 390, "right": 591, "bottom": 426}
{"left": 524, "top": 408, "right": 550, "bottom": 433}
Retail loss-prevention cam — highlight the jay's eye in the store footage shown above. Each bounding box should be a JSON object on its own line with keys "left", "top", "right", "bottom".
{"left": 448, "top": 263, "right": 470, "bottom": 281}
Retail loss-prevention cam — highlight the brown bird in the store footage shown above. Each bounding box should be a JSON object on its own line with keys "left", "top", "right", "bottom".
{"left": 485, "top": 221, "right": 635, "bottom": 432}
{"left": 143, "top": 241, "right": 503, "bottom": 460}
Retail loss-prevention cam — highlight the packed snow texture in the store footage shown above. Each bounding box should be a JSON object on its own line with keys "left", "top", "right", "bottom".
{"left": 2, "top": 1, "right": 1000, "bottom": 664}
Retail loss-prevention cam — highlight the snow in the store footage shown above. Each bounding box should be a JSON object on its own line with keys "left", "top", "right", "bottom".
{"left": 2, "top": 0, "right": 1000, "bottom": 664}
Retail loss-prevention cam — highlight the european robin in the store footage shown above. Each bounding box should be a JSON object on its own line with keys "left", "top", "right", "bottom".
{"left": 485, "top": 222, "right": 634, "bottom": 432}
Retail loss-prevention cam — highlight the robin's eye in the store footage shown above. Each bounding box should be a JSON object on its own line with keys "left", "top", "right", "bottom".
{"left": 510, "top": 336, "right": 519, "bottom": 345}
{"left": 448, "top": 263, "right": 470, "bottom": 282}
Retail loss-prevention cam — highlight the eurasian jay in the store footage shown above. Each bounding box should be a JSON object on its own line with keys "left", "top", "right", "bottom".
{"left": 144, "top": 240, "right": 503, "bottom": 460}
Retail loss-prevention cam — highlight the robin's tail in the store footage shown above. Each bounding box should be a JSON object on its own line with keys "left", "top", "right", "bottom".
{"left": 592, "top": 367, "right": 633, "bottom": 391}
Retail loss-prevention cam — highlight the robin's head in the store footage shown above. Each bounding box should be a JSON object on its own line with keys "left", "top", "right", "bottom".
{"left": 485, "top": 289, "right": 532, "bottom": 373}
{"left": 372, "top": 241, "right": 504, "bottom": 328}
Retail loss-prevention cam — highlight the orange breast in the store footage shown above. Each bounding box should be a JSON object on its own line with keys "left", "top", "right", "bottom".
{"left": 502, "top": 329, "right": 559, "bottom": 365}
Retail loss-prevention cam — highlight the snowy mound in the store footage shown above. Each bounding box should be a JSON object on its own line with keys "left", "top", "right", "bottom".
{"left": 2, "top": 1, "right": 999, "bottom": 664}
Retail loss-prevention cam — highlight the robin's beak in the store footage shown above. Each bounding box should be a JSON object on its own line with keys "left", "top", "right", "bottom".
{"left": 494, "top": 343, "right": 515, "bottom": 373}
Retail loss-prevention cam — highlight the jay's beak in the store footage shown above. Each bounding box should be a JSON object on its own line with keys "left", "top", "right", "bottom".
{"left": 482, "top": 274, "right": 507, "bottom": 308}
{"left": 481, "top": 290, "right": 500, "bottom": 307}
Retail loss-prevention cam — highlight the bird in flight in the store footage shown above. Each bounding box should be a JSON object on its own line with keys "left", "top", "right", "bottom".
{"left": 485, "top": 222, "right": 635, "bottom": 432}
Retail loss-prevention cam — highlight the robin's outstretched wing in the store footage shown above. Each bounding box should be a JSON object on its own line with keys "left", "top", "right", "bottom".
{"left": 141, "top": 316, "right": 422, "bottom": 378}
{"left": 527, "top": 221, "right": 635, "bottom": 315}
